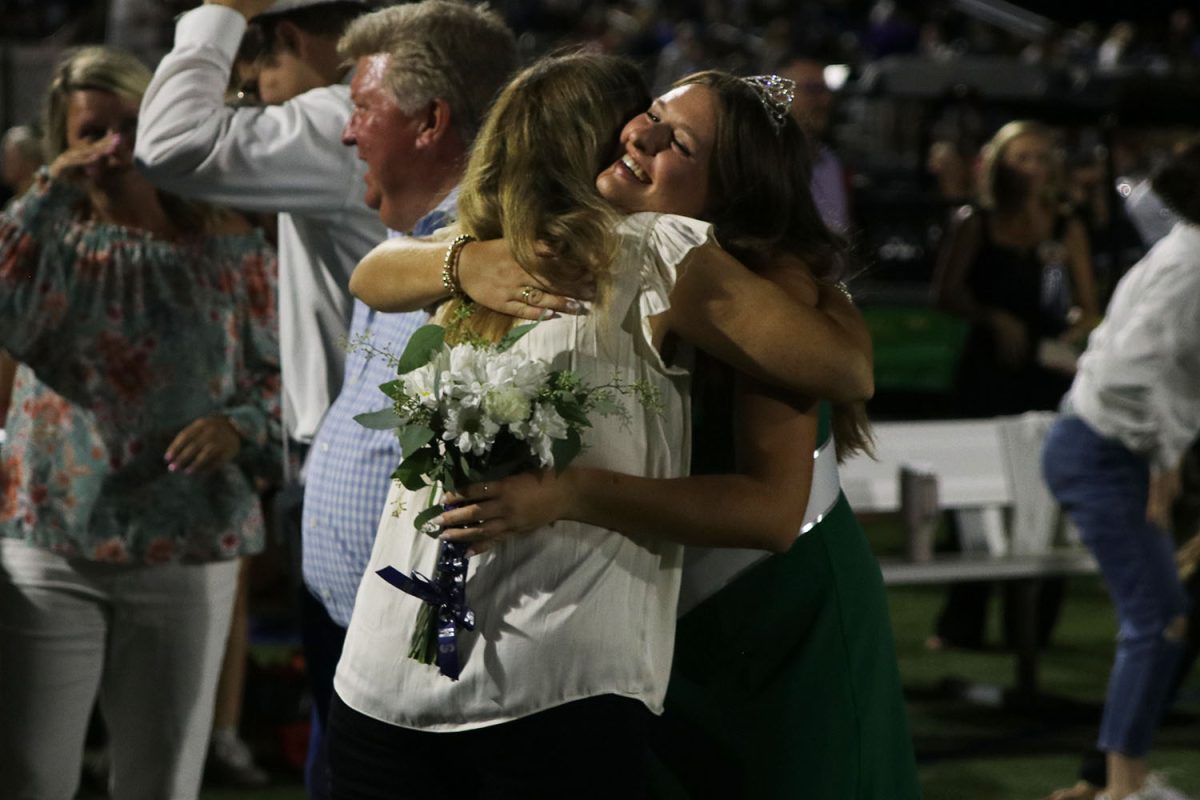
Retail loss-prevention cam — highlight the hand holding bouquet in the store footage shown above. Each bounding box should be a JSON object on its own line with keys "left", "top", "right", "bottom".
{"left": 355, "top": 322, "right": 657, "bottom": 679}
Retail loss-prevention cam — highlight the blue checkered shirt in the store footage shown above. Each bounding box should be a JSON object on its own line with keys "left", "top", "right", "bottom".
{"left": 301, "top": 194, "right": 455, "bottom": 627}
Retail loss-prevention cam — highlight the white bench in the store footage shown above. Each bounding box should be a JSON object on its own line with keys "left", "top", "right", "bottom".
{"left": 840, "top": 413, "right": 1098, "bottom": 697}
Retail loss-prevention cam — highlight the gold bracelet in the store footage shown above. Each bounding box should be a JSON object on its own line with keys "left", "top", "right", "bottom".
{"left": 441, "top": 234, "right": 476, "bottom": 298}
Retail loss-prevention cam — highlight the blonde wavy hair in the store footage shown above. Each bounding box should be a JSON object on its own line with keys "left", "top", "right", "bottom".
{"left": 43, "top": 46, "right": 220, "bottom": 233}
{"left": 443, "top": 52, "right": 650, "bottom": 344}
{"left": 43, "top": 46, "right": 147, "bottom": 163}
{"left": 978, "top": 120, "right": 1061, "bottom": 211}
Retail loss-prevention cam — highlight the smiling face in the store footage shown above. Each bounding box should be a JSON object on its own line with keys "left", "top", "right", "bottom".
{"left": 342, "top": 53, "right": 425, "bottom": 230}
{"left": 595, "top": 83, "right": 715, "bottom": 218}
{"left": 65, "top": 88, "right": 139, "bottom": 190}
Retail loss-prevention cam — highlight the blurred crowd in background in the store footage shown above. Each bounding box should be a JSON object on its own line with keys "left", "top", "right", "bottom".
{"left": 4, "top": 1, "right": 1200, "bottom": 79}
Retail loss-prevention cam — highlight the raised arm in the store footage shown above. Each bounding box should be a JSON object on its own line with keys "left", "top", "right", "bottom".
{"left": 135, "top": 3, "right": 367, "bottom": 217}
{"left": 0, "top": 170, "right": 84, "bottom": 366}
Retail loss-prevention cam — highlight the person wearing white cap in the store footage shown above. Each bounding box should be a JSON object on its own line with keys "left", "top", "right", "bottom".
{"left": 137, "top": 0, "right": 383, "bottom": 449}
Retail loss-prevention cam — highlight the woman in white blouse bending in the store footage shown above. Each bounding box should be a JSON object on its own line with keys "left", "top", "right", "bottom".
{"left": 1041, "top": 140, "right": 1200, "bottom": 800}
{"left": 328, "top": 54, "right": 878, "bottom": 799}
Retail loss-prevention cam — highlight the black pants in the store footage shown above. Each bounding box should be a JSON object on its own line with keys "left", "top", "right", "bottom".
{"left": 327, "top": 692, "right": 651, "bottom": 799}
{"left": 301, "top": 586, "right": 348, "bottom": 800}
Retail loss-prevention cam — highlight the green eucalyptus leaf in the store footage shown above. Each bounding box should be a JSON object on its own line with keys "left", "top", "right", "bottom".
{"left": 396, "top": 325, "right": 446, "bottom": 374}
{"left": 380, "top": 379, "right": 405, "bottom": 400}
{"left": 591, "top": 395, "right": 623, "bottom": 417}
{"left": 458, "top": 453, "right": 479, "bottom": 485}
{"left": 397, "top": 423, "right": 436, "bottom": 456}
{"left": 497, "top": 322, "right": 537, "bottom": 352}
{"left": 550, "top": 428, "right": 583, "bottom": 471}
{"left": 438, "top": 464, "right": 457, "bottom": 494}
{"left": 394, "top": 448, "right": 435, "bottom": 490}
{"left": 355, "top": 407, "right": 404, "bottom": 430}
{"left": 557, "top": 401, "right": 591, "bottom": 428}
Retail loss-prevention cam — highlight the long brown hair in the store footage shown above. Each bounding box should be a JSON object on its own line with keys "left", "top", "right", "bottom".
{"left": 673, "top": 70, "right": 872, "bottom": 460}
{"left": 444, "top": 52, "right": 650, "bottom": 344}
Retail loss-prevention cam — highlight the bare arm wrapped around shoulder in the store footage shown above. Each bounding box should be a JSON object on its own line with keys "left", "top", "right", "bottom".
{"left": 352, "top": 237, "right": 872, "bottom": 404}
{"left": 349, "top": 237, "right": 594, "bottom": 318}
{"left": 439, "top": 264, "right": 825, "bottom": 554}
{"left": 663, "top": 243, "right": 872, "bottom": 403}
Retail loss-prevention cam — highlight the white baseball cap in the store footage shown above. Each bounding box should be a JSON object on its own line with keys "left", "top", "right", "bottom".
{"left": 254, "top": 0, "right": 371, "bottom": 19}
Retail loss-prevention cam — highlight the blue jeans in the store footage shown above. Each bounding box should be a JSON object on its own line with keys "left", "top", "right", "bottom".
{"left": 1042, "top": 415, "right": 1190, "bottom": 757}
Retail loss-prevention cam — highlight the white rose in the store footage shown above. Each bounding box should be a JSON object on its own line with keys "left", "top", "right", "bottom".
{"left": 484, "top": 386, "right": 532, "bottom": 425}
{"left": 485, "top": 351, "right": 548, "bottom": 399}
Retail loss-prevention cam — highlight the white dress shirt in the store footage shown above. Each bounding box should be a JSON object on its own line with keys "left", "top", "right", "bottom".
{"left": 136, "top": 5, "right": 386, "bottom": 441}
{"left": 1068, "top": 221, "right": 1200, "bottom": 470}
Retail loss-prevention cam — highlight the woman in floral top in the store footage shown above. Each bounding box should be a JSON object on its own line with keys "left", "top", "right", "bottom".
{"left": 0, "top": 46, "right": 280, "bottom": 800}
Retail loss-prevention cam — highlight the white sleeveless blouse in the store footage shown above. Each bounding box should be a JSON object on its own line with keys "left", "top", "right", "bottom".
{"left": 334, "top": 213, "right": 712, "bottom": 731}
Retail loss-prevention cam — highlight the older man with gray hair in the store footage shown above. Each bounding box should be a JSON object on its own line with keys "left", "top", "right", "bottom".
{"left": 296, "top": 3, "right": 516, "bottom": 796}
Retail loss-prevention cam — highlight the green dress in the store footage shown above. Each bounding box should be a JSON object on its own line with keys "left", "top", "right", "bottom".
{"left": 651, "top": 401, "right": 921, "bottom": 799}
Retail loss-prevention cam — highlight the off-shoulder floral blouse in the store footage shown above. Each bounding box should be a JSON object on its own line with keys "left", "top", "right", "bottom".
{"left": 0, "top": 171, "right": 282, "bottom": 564}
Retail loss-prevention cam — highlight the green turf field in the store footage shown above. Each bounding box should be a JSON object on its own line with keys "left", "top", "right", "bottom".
{"left": 186, "top": 573, "right": 1199, "bottom": 800}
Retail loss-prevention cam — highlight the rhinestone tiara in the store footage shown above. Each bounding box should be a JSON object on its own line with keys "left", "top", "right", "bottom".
{"left": 741, "top": 74, "right": 796, "bottom": 133}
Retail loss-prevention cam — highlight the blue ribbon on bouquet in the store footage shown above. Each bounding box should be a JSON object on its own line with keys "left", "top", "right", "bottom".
{"left": 376, "top": 539, "right": 475, "bottom": 681}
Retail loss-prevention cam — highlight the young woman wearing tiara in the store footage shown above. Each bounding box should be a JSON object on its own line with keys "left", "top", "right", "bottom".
{"left": 339, "top": 57, "right": 917, "bottom": 798}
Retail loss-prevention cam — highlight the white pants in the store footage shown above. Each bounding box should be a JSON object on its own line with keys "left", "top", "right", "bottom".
{"left": 0, "top": 539, "right": 238, "bottom": 800}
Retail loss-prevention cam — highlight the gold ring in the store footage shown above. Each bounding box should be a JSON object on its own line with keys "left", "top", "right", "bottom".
{"left": 520, "top": 285, "right": 535, "bottom": 304}
{"left": 477, "top": 518, "right": 485, "bottom": 527}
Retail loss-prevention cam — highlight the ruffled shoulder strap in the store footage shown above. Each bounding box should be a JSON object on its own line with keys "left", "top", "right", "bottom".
{"left": 617, "top": 212, "right": 715, "bottom": 320}
{"left": 600, "top": 213, "right": 715, "bottom": 377}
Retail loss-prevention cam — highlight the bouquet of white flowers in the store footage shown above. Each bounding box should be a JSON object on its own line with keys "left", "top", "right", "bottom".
{"left": 355, "top": 322, "right": 657, "bottom": 679}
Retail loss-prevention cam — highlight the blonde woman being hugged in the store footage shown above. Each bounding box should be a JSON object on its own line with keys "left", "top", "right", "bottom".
{"left": 344, "top": 57, "right": 916, "bottom": 798}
